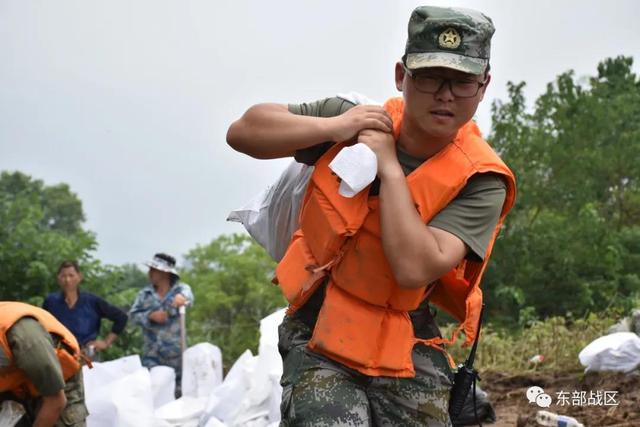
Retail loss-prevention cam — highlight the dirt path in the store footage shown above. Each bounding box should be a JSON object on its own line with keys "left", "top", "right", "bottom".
{"left": 480, "top": 370, "right": 640, "bottom": 426}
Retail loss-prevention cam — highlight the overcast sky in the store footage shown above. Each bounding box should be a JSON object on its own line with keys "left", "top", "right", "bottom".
{"left": 1, "top": 0, "right": 639, "bottom": 267}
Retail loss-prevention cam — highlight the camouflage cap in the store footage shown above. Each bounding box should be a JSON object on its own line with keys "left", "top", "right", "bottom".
{"left": 403, "top": 5, "right": 495, "bottom": 75}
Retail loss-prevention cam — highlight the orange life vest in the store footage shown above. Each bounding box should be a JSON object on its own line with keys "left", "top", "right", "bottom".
{"left": 275, "top": 97, "right": 516, "bottom": 377}
{"left": 0, "top": 301, "right": 82, "bottom": 398}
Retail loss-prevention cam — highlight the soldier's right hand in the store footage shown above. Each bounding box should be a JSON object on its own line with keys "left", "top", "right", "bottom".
{"left": 327, "top": 105, "right": 393, "bottom": 143}
{"left": 149, "top": 310, "right": 168, "bottom": 324}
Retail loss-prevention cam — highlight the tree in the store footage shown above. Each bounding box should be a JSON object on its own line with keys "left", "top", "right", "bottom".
{"left": 483, "top": 56, "right": 640, "bottom": 324}
{"left": 182, "top": 234, "right": 285, "bottom": 367}
{"left": 90, "top": 263, "right": 148, "bottom": 359}
{"left": 0, "top": 171, "right": 97, "bottom": 301}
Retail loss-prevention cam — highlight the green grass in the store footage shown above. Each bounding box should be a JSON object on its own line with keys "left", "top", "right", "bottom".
{"left": 441, "top": 312, "right": 616, "bottom": 373}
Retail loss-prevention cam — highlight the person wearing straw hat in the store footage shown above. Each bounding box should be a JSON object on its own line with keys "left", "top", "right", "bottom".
{"left": 129, "top": 253, "right": 193, "bottom": 397}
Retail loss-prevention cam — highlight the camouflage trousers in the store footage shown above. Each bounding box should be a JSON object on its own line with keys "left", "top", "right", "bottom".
{"left": 11, "top": 370, "right": 89, "bottom": 427}
{"left": 278, "top": 316, "right": 454, "bottom": 427}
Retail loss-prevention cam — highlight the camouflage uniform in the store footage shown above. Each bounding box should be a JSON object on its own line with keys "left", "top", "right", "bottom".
{"left": 273, "top": 6, "right": 499, "bottom": 426}
{"left": 14, "top": 371, "right": 88, "bottom": 427}
{"left": 129, "top": 282, "right": 194, "bottom": 395}
{"left": 278, "top": 312, "right": 453, "bottom": 427}
{"left": 1, "top": 317, "right": 88, "bottom": 426}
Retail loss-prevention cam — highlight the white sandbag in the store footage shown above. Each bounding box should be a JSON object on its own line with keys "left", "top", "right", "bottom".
{"left": 181, "top": 343, "right": 223, "bottom": 399}
{"left": 204, "top": 416, "right": 228, "bottom": 427}
{"left": 150, "top": 366, "right": 176, "bottom": 409}
{"left": 258, "top": 309, "right": 286, "bottom": 424}
{"left": 0, "top": 400, "right": 25, "bottom": 427}
{"left": 200, "top": 350, "right": 255, "bottom": 426}
{"left": 222, "top": 309, "right": 287, "bottom": 426}
{"left": 579, "top": 332, "right": 640, "bottom": 373}
{"left": 258, "top": 309, "right": 286, "bottom": 385}
{"left": 83, "top": 355, "right": 142, "bottom": 394}
{"left": 229, "top": 356, "right": 271, "bottom": 427}
{"left": 155, "top": 396, "right": 207, "bottom": 427}
{"left": 227, "top": 92, "right": 380, "bottom": 262}
{"left": 227, "top": 160, "right": 313, "bottom": 261}
{"left": 198, "top": 310, "right": 286, "bottom": 427}
{"left": 84, "top": 364, "right": 160, "bottom": 427}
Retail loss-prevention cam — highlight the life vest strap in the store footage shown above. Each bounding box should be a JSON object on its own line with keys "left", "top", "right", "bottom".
{"left": 414, "top": 337, "right": 456, "bottom": 369}
{"left": 286, "top": 245, "right": 348, "bottom": 315}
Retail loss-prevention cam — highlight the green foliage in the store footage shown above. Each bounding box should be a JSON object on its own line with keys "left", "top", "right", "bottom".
{"left": 88, "top": 263, "right": 147, "bottom": 359}
{"left": 0, "top": 171, "right": 97, "bottom": 301}
{"left": 3, "top": 56, "right": 638, "bottom": 370}
{"left": 484, "top": 56, "right": 640, "bottom": 323}
{"left": 182, "top": 234, "right": 285, "bottom": 368}
{"left": 443, "top": 312, "right": 616, "bottom": 373}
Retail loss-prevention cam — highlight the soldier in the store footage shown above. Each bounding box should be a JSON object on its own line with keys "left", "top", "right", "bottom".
{"left": 0, "top": 301, "right": 88, "bottom": 427}
{"left": 129, "top": 253, "right": 193, "bottom": 397}
{"left": 227, "top": 5, "right": 516, "bottom": 426}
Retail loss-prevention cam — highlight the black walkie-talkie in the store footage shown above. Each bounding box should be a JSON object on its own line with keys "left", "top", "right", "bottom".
{"left": 448, "top": 304, "right": 485, "bottom": 424}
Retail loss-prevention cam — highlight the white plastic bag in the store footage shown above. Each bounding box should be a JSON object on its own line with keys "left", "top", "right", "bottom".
{"left": 227, "top": 92, "right": 380, "bottom": 261}
{"left": 579, "top": 332, "right": 640, "bottom": 373}
{"left": 227, "top": 161, "right": 312, "bottom": 261}
{"left": 0, "top": 400, "right": 25, "bottom": 427}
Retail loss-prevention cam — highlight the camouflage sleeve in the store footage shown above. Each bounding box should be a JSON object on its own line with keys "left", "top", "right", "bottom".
{"left": 128, "top": 289, "right": 154, "bottom": 328}
{"left": 7, "top": 317, "right": 65, "bottom": 396}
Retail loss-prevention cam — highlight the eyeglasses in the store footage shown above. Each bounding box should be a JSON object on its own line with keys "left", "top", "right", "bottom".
{"left": 403, "top": 65, "right": 486, "bottom": 98}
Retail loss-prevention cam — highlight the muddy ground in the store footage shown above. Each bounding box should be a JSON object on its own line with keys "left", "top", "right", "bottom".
{"left": 479, "top": 370, "right": 640, "bottom": 427}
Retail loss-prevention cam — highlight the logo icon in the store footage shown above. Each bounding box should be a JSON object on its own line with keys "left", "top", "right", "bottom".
{"left": 438, "top": 28, "right": 461, "bottom": 49}
{"left": 527, "top": 386, "right": 552, "bottom": 408}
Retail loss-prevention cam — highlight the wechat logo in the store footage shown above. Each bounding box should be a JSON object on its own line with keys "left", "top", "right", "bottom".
{"left": 527, "top": 386, "right": 552, "bottom": 408}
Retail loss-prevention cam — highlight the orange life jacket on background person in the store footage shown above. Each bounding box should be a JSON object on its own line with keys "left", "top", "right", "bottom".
{"left": 0, "top": 301, "right": 82, "bottom": 398}
{"left": 275, "top": 97, "right": 516, "bottom": 377}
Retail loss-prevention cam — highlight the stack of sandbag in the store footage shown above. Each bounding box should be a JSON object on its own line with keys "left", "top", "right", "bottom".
{"left": 153, "top": 343, "right": 224, "bottom": 426}
{"left": 83, "top": 355, "right": 167, "bottom": 427}
{"left": 84, "top": 308, "right": 284, "bottom": 427}
{"left": 199, "top": 308, "right": 286, "bottom": 427}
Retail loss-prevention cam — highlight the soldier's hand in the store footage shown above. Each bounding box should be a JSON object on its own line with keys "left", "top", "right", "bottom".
{"left": 149, "top": 310, "right": 169, "bottom": 324}
{"left": 358, "top": 129, "right": 400, "bottom": 178}
{"left": 87, "top": 339, "right": 109, "bottom": 351}
{"left": 327, "top": 105, "right": 393, "bottom": 143}
{"left": 171, "top": 293, "right": 188, "bottom": 308}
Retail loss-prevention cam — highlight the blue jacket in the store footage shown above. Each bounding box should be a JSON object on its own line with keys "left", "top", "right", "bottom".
{"left": 43, "top": 291, "right": 128, "bottom": 346}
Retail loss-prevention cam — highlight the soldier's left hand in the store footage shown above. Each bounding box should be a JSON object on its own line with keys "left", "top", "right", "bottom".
{"left": 172, "top": 293, "right": 188, "bottom": 307}
{"left": 357, "top": 129, "right": 401, "bottom": 179}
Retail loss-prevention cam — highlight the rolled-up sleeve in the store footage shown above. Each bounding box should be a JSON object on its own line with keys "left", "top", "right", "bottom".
{"left": 7, "top": 317, "right": 65, "bottom": 396}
